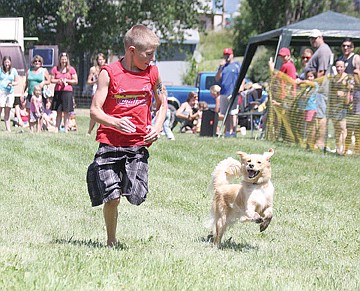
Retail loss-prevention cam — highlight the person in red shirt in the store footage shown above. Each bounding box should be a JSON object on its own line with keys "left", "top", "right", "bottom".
{"left": 86, "top": 24, "right": 167, "bottom": 247}
{"left": 50, "top": 52, "right": 78, "bottom": 133}
{"left": 277, "top": 47, "right": 297, "bottom": 79}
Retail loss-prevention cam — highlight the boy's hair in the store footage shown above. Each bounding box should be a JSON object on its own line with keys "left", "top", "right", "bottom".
{"left": 210, "top": 85, "right": 221, "bottom": 94}
{"left": 124, "top": 24, "right": 160, "bottom": 51}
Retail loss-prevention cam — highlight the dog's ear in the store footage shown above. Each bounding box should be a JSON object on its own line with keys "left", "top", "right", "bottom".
{"left": 264, "top": 148, "right": 274, "bottom": 160}
{"left": 236, "top": 151, "right": 248, "bottom": 161}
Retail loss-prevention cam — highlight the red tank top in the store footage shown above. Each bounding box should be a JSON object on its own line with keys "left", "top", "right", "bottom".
{"left": 96, "top": 60, "right": 159, "bottom": 147}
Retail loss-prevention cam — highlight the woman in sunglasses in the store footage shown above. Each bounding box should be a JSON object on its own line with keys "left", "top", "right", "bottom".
{"left": 22, "top": 55, "right": 51, "bottom": 118}
{"left": 338, "top": 38, "right": 360, "bottom": 155}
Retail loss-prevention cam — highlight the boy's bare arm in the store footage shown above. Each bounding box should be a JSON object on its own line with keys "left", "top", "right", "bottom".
{"left": 90, "top": 70, "right": 136, "bottom": 133}
{"left": 149, "top": 77, "right": 167, "bottom": 136}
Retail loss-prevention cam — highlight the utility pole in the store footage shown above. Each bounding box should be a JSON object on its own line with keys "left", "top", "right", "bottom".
{"left": 222, "top": 0, "right": 226, "bottom": 29}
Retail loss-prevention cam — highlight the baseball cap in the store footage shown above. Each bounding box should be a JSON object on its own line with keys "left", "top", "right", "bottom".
{"left": 223, "top": 48, "right": 233, "bottom": 55}
{"left": 278, "top": 47, "right": 291, "bottom": 56}
{"left": 309, "top": 29, "right": 322, "bottom": 38}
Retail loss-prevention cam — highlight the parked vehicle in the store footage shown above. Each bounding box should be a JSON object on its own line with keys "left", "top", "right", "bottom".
{"left": 165, "top": 71, "right": 218, "bottom": 128}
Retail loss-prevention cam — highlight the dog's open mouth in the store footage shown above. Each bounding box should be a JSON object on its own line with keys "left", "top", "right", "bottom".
{"left": 247, "top": 170, "right": 260, "bottom": 179}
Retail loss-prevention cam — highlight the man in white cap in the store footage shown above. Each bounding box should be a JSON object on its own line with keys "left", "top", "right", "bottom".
{"left": 305, "top": 29, "right": 332, "bottom": 78}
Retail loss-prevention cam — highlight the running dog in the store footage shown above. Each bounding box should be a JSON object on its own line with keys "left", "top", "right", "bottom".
{"left": 208, "top": 149, "right": 275, "bottom": 247}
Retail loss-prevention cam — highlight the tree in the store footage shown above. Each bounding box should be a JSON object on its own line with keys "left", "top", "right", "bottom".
{"left": 0, "top": 0, "right": 206, "bottom": 63}
{"left": 232, "top": 0, "right": 357, "bottom": 55}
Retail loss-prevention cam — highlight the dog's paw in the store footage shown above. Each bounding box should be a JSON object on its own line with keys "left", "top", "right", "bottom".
{"left": 260, "top": 217, "right": 272, "bottom": 232}
{"left": 252, "top": 213, "right": 263, "bottom": 224}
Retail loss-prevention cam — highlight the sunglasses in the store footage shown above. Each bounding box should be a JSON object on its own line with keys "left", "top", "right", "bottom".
{"left": 33, "top": 60, "right": 42, "bottom": 63}
{"left": 342, "top": 44, "right": 353, "bottom": 48}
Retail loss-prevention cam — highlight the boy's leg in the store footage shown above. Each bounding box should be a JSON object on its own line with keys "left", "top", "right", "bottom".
{"left": 103, "top": 198, "right": 120, "bottom": 247}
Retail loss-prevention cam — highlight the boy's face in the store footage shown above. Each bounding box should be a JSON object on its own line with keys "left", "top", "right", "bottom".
{"left": 132, "top": 46, "right": 156, "bottom": 71}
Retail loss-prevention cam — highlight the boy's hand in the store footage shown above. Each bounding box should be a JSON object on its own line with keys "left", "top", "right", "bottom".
{"left": 114, "top": 116, "right": 136, "bottom": 133}
{"left": 144, "top": 125, "right": 159, "bottom": 143}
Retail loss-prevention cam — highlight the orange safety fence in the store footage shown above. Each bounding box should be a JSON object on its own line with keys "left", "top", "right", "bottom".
{"left": 265, "top": 69, "right": 360, "bottom": 156}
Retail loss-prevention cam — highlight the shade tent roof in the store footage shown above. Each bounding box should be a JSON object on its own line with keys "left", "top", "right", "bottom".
{"left": 220, "top": 11, "right": 360, "bottom": 133}
{"left": 249, "top": 11, "right": 360, "bottom": 47}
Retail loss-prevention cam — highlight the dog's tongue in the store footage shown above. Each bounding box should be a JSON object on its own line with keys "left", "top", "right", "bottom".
{"left": 248, "top": 170, "right": 257, "bottom": 178}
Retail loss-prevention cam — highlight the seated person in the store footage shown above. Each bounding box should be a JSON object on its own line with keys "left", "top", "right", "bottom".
{"left": 176, "top": 91, "right": 200, "bottom": 133}
{"left": 42, "top": 97, "right": 57, "bottom": 131}
{"left": 13, "top": 99, "right": 29, "bottom": 128}
{"left": 68, "top": 111, "right": 77, "bottom": 131}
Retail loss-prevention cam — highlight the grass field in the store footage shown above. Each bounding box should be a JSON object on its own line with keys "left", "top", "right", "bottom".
{"left": 0, "top": 110, "right": 359, "bottom": 290}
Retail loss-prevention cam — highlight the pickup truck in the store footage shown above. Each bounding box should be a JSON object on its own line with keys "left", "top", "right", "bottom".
{"left": 165, "top": 71, "right": 218, "bottom": 128}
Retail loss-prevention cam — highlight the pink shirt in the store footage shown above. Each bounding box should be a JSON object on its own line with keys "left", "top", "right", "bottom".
{"left": 96, "top": 61, "right": 159, "bottom": 147}
{"left": 51, "top": 66, "right": 77, "bottom": 91}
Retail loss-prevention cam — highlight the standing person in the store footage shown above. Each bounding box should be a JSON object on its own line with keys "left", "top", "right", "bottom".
{"left": 22, "top": 55, "right": 51, "bottom": 115}
{"left": 215, "top": 48, "right": 243, "bottom": 137}
{"left": 298, "top": 48, "right": 314, "bottom": 80}
{"left": 329, "top": 59, "right": 350, "bottom": 155}
{"left": 86, "top": 24, "right": 167, "bottom": 247}
{"left": 269, "top": 47, "right": 297, "bottom": 80}
{"left": 50, "top": 52, "right": 78, "bottom": 133}
{"left": 304, "top": 29, "right": 333, "bottom": 150}
{"left": 0, "top": 56, "right": 19, "bottom": 131}
{"left": 338, "top": 38, "right": 360, "bottom": 154}
{"left": 29, "top": 85, "right": 44, "bottom": 133}
{"left": 269, "top": 47, "right": 297, "bottom": 99}
{"left": 87, "top": 53, "right": 106, "bottom": 135}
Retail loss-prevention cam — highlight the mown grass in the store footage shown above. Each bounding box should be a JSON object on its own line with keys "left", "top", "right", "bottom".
{"left": 0, "top": 110, "right": 359, "bottom": 290}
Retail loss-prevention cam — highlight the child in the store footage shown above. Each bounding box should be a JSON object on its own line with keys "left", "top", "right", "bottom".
{"left": 13, "top": 99, "right": 29, "bottom": 128}
{"left": 301, "top": 70, "right": 319, "bottom": 149}
{"left": 196, "top": 101, "right": 209, "bottom": 133}
{"left": 329, "top": 59, "right": 350, "bottom": 154}
{"left": 86, "top": 25, "right": 167, "bottom": 247}
{"left": 68, "top": 111, "right": 77, "bottom": 131}
{"left": 209, "top": 85, "right": 222, "bottom": 118}
{"left": 42, "top": 97, "right": 57, "bottom": 131}
{"left": 29, "top": 85, "right": 44, "bottom": 132}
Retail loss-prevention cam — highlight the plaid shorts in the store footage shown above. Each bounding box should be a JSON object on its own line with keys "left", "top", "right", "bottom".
{"left": 86, "top": 143, "right": 149, "bottom": 207}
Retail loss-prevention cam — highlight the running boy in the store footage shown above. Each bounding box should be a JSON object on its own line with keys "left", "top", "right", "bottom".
{"left": 86, "top": 25, "right": 167, "bottom": 247}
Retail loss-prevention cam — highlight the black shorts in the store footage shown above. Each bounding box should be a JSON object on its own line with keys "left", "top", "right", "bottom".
{"left": 86, "top": 144, "right": 149, "bottom": 207}
{"left": 52, "top": 90, "right": 74, "bottom": 112}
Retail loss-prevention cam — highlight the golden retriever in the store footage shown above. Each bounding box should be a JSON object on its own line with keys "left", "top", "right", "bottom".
{"left": 208, "top": 149, "right": 275, "bottom": 247}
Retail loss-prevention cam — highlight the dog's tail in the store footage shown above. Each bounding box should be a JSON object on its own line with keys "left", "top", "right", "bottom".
{"left": 211, "top": 157, "right": 242, "bottom": 189}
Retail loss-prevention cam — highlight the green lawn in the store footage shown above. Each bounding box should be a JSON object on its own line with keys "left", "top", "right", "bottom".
{"left": 0, "top": 110, "right": 359, "bottom": 290}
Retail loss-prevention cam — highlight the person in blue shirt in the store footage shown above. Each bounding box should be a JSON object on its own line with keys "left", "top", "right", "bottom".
{"left": 0, "top": 56, "right": 19, "bottom": 132}
{"left": 215, "top": 48, "right": 243, "bottom": 137}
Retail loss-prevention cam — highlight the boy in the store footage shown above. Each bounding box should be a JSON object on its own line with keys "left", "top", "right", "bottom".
{"left": 87, "top": 25, "right": 167, "bottom": 247}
